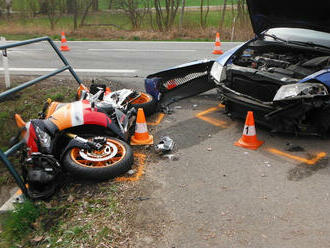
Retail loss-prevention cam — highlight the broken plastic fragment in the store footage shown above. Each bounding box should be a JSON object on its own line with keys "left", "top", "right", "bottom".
{"left": 155, "top": 136, "right": 175, "bottom": 153}
{"left": 285, "top": 143, "right": 305, "bottom": 152}
{"left": 163, "top": 154, "right": 179, "bottom": 161}
{"left": 127, "top": 169, "right": 136, "bottom": 176}
{"left": 161, "top": 106, "right": 173, "bottom": 114}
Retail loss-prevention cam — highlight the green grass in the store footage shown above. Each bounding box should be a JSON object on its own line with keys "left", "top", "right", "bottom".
{"left": 13, "top": 0, "right": 238, "bottom": 11}
{"left": 0, "top": 9, "right": 238, "bottom": 33}
{"left": 99, "top": 0, "right": 237, "bottom": 9}
{"left": 0, "top": 200, "right": 40, "bottom": 246}
{"left": 0, "top": 80, "right": 77, "bottom": 158}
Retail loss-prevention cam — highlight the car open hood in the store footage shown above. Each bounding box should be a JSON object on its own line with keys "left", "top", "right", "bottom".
{"left": 247, "top": 0, "right": 330, "bottom": 35}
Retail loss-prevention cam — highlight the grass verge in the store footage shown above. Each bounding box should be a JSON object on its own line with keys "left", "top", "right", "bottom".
{"left": 0, "top": 10, "right": 253, "bottom": 41}
{"left": 0, "top": 200, "right": 40, "bottom": 247}
{"left": 0, "top": 182, "right": 134, "bottom": 248}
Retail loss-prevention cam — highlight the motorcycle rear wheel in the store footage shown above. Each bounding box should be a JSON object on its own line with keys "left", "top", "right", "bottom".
{"left": 130, "top": 92, "right": 157, "bottom": 116}
{"left": 63, "top": 136, "right": 133, "bottom": 181}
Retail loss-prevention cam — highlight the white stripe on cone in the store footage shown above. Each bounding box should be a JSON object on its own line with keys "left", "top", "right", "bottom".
{"left": 243, "top": 124, "right": 256, "bottom": 136}
{"left": 135, "top": 122, "right": 148, "bottom": 133}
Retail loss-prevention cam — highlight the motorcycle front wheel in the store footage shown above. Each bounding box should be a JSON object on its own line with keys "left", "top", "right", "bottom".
{"left": 63, "top": 136, "right": 133, "bottom": 181}
{"left": 130, "top": 92, "right": 157, "bottom": 116}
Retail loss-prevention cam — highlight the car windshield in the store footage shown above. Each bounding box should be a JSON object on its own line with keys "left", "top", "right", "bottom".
{"left": 264, "top": 28, "right": 330, "bottom": 49}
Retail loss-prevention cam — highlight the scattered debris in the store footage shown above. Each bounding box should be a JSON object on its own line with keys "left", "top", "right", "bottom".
{"left": 136, "top": 197, "right": 151, "bottom": 201}
{"left": 161, "top": 106, "right": 173, "bottom": 114}
{"left": 155, "top": 136, "right": 175, "bottom": 154}
{"left": 285, "top": 143, "right": 305, "bottom": 152}
{"left": 264, "top": 161, "right": 272, "bottom": 167}
{"left": 67, "top": 194, "right": 74, "bottom": 202}
{"left": 163, "top": 154, "right": 179, "bottom": 161}
{"left": 127, "top": 169, "right": 136, "bottom": 176}
{"left": 31, "top": 236, "right": 44, "bottom": 243}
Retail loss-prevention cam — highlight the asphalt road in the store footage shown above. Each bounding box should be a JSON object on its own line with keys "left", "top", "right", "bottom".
{"left": 0, "top": 41, "right": 241, "bottom": 83}
{"left": 140, "top": 96, "right": 330, "bottom": 248}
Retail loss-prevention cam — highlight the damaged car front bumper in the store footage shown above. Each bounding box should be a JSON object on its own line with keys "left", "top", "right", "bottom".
{"left": 145, "top": 59, "right": 216, "bottom": 111}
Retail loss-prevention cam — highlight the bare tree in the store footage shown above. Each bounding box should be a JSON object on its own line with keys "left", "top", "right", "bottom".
{"left": 179, "top": 0, "right": 185, "bottom": 30}
{"left": 108, "top": 0, "right": 114, "bottom": 9}
{"left": 72, "top": 0, "right": 94, "bottom": 30}
{"left": 200, "top": 0, "right": 210, "bottom": 29}
{"left": 218, "top": 0, "right": 227, "bottom": 32}
{"left": 5, "top": 0, "right": 11, "bottom": 19}
{"left": 23, "top": 0, "right": 39, "bottom": 18}
{"left": 38, "top": 0, "right": 48, "bottom": 14}
{"left": 92, "top": 0, "right": 98, "bottom": 11}
{"left": 117, "top": 0, "right": 150, "bottom": 30}
{"left": 154, "top": 0, "right": 180, "bottom": 31}
{"left": 39, "top": 0, "right": 66, "bottom": 30}
{"left": 236, "top": 0, "right": 249, "bottom": 25}
{"left": 67, "top": 0, "right": 75, "bottom": 14}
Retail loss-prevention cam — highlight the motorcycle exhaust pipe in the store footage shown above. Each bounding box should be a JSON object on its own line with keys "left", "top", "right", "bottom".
{"left": 66, "top": 133, "right": 104, "bottom": 150}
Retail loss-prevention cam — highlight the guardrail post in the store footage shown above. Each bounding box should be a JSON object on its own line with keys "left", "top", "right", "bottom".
{"left": 1, "top": 36, "right": 11, "bottom": 88}
{"left": 0, "top": 148, "right": 29, "bottom": 198}
{"left": 0, "top": 36, "right": 83, "bottom": 199}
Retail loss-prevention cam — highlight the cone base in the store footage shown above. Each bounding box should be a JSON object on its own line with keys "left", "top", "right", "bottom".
{"left": 213, "top": 50, "right": 223, "bottom": 55}
{"left": 61, "top": 46, "right": 70, "bottom": 51}
{"left": 234, "top": 138, "right": 264, "bottom": 150}
{"left": 130, "top": 134, "right": 154, "bottom": 145}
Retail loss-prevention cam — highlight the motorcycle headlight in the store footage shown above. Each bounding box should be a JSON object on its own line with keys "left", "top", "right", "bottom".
{"left": 35, "top": 126, "right": 51, "bottom": 149}
{"left": 210, "top": 62, "right": 226, "bottom": 83}
{"left": 273, "top": 83, "right": 328, "bottom": 101}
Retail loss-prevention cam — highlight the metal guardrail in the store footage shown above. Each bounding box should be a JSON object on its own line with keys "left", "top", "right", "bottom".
{"left": 0, "top": 36, "right": 83, "bottom": 198}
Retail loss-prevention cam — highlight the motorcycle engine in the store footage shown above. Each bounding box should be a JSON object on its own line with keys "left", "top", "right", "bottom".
{"left": 24, "top": 153, "right": 61, "bottom": 199}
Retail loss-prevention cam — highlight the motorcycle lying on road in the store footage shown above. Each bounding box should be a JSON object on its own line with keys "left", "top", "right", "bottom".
{"left": 12, "top": 84, "right": 156, "bottom": 199}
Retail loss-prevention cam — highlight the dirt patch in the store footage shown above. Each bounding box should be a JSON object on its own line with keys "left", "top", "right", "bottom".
{"left": 0, "top": 24, "right": 253, "bottom": 42}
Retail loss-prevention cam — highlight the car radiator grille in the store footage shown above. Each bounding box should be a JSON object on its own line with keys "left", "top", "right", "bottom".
{"left": 163, "top": 71, "right": 208, "bottom": 91}
{"left": 230, "top": 76, "right": 280, "bottom": 102}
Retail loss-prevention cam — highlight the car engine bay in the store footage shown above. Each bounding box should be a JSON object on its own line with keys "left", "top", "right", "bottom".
{"left": 226, "top": 43, "right": 330, "bottom": 102}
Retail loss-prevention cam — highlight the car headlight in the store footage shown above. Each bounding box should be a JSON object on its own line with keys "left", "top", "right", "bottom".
{"left": 210, "top": 62, "right": 226, "bottom": 83}
{"left": 273, "top": 82, "right": 328, "bottom": 101}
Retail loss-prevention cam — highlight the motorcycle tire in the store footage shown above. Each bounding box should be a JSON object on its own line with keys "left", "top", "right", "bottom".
{"left": 130, "top": 92, "right": 157, "bottom": 116}
{"left": 63, "top": 136, "right": 133, "bottom": 181}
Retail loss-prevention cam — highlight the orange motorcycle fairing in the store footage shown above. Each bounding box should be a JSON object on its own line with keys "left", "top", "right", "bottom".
{"left": 47, "top": 100, "right": 113, "bottom": 131}
{"left": 77, "top": 84, "right": 89, "bottom": 99}
{"left": 45, "top": 102, "right": 60, "bottom": 119}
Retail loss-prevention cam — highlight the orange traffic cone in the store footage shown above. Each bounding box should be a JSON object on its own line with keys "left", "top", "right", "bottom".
{"left": 212, "top": 32, "right": 223, "bottom": 55}
{"left": 130, "top": 108, "right": 154, "bottom": 145}
{"left": 234, "top": 111, "right": 264, "bottom": 150}
{"left": 60, "top": 32, "right": 70, "bottom": 51}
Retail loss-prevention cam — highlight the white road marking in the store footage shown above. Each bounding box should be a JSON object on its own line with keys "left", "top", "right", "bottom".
{"left": 0, "top": 68, "right": 137, "bottom": 73}
{"left": 9, "top": 49, "right": 44, "bottom": 51}
{"left": 88, "top": 49, "right": 196, "bottom": 52}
